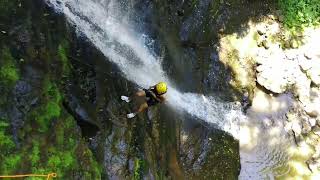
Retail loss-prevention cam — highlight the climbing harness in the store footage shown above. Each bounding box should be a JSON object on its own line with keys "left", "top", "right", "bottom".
{"left": 0, "top": 173, "right": 57, "bottom": 180}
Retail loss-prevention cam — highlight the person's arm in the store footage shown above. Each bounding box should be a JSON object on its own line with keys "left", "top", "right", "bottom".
{"left": 159, "top": 96, "right": 166, "bottom": 103}
{"left": 149, "top": 91, "right": 164, "bottom": 102}
{"left": 153, "top": 93, "right": 166, "bottom": 103}
{"left": 149, "top": 85, "right": 155, "bottom": 90}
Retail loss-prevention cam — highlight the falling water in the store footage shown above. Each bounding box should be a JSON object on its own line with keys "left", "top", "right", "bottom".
{"left": 45, "top": 0, "right": 242, "bottom": 136}
{"left": 45, "top": 0, "right": 295, "bottom": 179}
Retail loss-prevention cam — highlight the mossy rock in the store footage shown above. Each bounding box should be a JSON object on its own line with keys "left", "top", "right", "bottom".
{"left": 0, "top": 47, "right": 19, "bottom": 86}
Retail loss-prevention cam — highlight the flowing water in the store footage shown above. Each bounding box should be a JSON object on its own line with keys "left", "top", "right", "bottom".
{"left": 45, "top": 0, "right": 241, "bottom": 135}
{"left": 239, "top": 90, "right": 294, "bottom": 179}
{"left": 45, "top": 0, "right": 293, "bottom": 178}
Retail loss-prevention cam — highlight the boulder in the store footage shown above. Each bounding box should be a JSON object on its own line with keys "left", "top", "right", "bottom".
{"left": 307, "top": 158, "right": 320, "bottom": 173}
{"left": 301, "top": 119, "right": 312, "bottom": 134}
{"left": 291, "top": 120, "right": 302, "bottom": 136}
{"left": 313, "top": 125, "right": 320, "bottom": 136}
{"left": 306, "top": 65, "right": 320, "bottom": 86}
{"left": 256, "top": 57, "right": 308, "bottom": 94}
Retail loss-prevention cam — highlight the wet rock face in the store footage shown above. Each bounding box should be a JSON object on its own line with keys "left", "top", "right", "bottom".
{"left": 0, "top": 0, "right": 103, "bottom": 177}
{"left": 179, "top": 121, "right": 240, "bottom": 179}
{"left": 0, "top": 0, "right": 241, "bottom": 179}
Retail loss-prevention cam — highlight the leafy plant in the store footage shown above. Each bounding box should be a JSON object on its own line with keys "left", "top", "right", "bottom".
{"left": 279, "top": 0, "right": 320, "bottom": 29}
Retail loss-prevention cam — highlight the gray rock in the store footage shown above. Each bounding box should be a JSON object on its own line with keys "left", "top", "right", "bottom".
{"left": 304, "top": 52, "right": 313, "bottom": 60}
{"left": 306, "top": 110, "right": 319, "bottom": 118}
{"left": 312, "top": 144, "right": 320, "bottom": 159}
{"left": 307, "top": 65, "right": 320, "bottom": 86}
{"left": 293, "top": 133, "right": 304, "bottom": 146}
{"left": 257, "top": 29, "right": 265, "bottom": 35}
{"left": 304, "top": 103, "right": 319, "bottom": 118}
{"left": 309, "top": 118, "right": 317, "bottom": 127}
{"left": 313, "top": 125, "right": 320, "bottom": 136}
{"left": 307, "top": 158, "right": 320, "bottom": 173}
{"left": 262, "top": 40, "right": 270, "bottom": 49}
{"left": 291, "top": 120, "right": 302, "bottom": 136}
{"left": 302, "top": 120, "right": 312, "bottom": 134}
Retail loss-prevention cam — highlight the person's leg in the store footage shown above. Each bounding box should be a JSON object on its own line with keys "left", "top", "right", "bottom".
{"left": 121, "top": 89, "right": 146, "bottom": 103}
{"left": 135, "top": 89, "right": 146, "bottom": 97}
{"left": 127, "top": 102, "right": 148, "bottom": 118}
{"left": 136, "top": 102, "right": 148, "bottom": 113}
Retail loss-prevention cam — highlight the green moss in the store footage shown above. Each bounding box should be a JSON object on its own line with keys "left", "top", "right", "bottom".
{"left": 0, "top": 121, "right": 15, "bottom": 154}
{"left": 195, "top": 132, "right": 240, "bottom": 179}
{"left": 46, "top": 102, "right": 61, "bottom": 118}
{"left": 134, "top": 158, "right": 145, "bottom": 180}
{"left": 47, "top": 150, "right": 75, "bottom": 170}
{"left": 29, "top": 141, "right": 40, "bottom": 166}
{"left": 55, "top": 127, "right": 64, "bottom": 147}
{"left": 0, "top": 119, "right": 16, "bottom": 174}
{"left": 75, "top": 142, "right": 102, "bottom": 179}
{"left": 47, "top": 155, "right": 62, "bottom": 168}
{"left": 45, "top": 147, "right": 76, "bottom": 177}
{"left": 35, "top": 101, "right": 61, "bottom": 133}
{"left": 2, "top": 154, "right": 22, "bottom": 174}
{"left": 279, "top": 0, "right": 320, "bottom": 29}
{"left": 55, "top": 116, "right": 76, "bottom": 147}
{"left": 57, "top": 41, "right": 70, "bottom": 74}
{"left": 0, "top": 2, "right": 102, "bottom": 178}
{"left": 0, "top": 47, "right": 19, "bottom": 86}
{"left": 32, "top": 81, "right": 62, "bottom": 132}
{"left": 44, "top": 80, "right": 62, "bottom": 103}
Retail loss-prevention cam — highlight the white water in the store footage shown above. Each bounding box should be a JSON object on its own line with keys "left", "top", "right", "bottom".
{"left": 45, "top": 0, "right": 242, "bottom": 136}
{"left": 44, "top": 0, "right": 301, "bottom": 179}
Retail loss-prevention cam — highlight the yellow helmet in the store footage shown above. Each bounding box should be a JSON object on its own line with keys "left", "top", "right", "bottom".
{"left": 155, "top": 82, "right": 167, "bottom": 95}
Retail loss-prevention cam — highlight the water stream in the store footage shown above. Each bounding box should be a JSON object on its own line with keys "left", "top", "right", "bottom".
{"left": 45, "top": 0, "right": 241, "bottom": 135}
{"left": 45, "top": 0, "right": 293, "bottom": 178}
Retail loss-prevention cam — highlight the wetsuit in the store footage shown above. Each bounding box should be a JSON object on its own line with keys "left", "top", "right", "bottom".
{"left": 143, "top": 88, "right": 161, "bottom": 106}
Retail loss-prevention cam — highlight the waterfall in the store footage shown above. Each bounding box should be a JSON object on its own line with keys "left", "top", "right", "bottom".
{"left": 45, "top": 0, "right": 242, "bottom": 136}
{"left": 44, "top": 0, "right": 297, "bottom": 179}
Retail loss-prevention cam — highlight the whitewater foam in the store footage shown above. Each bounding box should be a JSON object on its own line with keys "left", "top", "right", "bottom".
{"left": 45, "top": 0, "right": 242, "bottom": 136}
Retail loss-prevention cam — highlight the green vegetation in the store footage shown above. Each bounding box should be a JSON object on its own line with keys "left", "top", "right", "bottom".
{"left": 134, "top": 158, "right": 145, "bottom": 180}
{"left": 0, "top": 44, "right": 101, "bottom": 178}
{"left": 58, "top": 41, "right": 71, "bottom": 74}
{"left": 0, "top": 0, "right": 102, "bottom": 179}
{"left": 2, "top": 155, "right": 22, "bottom": 174}
{"left": 0, "top": 47, "right": 19, "bottom": 86}
{"left": 1, "top": 98, "right": 101, "bottom": 178}
{"left": 0, "top": 119, "right": 20, "bottom": 174}
{"left": 279, "top": 0, "right": 320, "bottom": 29}
{"left": 30, "top": 141, "right": 40, "bottom": 166}
{"left": 0, "top": 47, "right": 19, "bottom": 108}
{"left": 30, "top": 80, "right": 62, "bottom": 132}
{"left": 0, "top": 121, "right": 15, "bottom": 153}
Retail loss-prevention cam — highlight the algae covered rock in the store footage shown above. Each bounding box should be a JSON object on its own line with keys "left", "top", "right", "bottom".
{"left": 0, "top": 0, "right": 243, "bottom": 179}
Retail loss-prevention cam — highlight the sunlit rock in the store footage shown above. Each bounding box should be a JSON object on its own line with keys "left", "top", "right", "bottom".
{"left": 307, "top": 158, "right": 320, "bottom": 173}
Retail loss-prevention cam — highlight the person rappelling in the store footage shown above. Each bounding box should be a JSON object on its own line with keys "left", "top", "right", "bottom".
{"left": 121, "top": 82, "right": 167, "bottom": 118}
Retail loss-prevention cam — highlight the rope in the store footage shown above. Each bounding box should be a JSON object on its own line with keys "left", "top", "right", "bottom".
{"left": 0, "top": 173, "right": 57, "bottom": 180}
